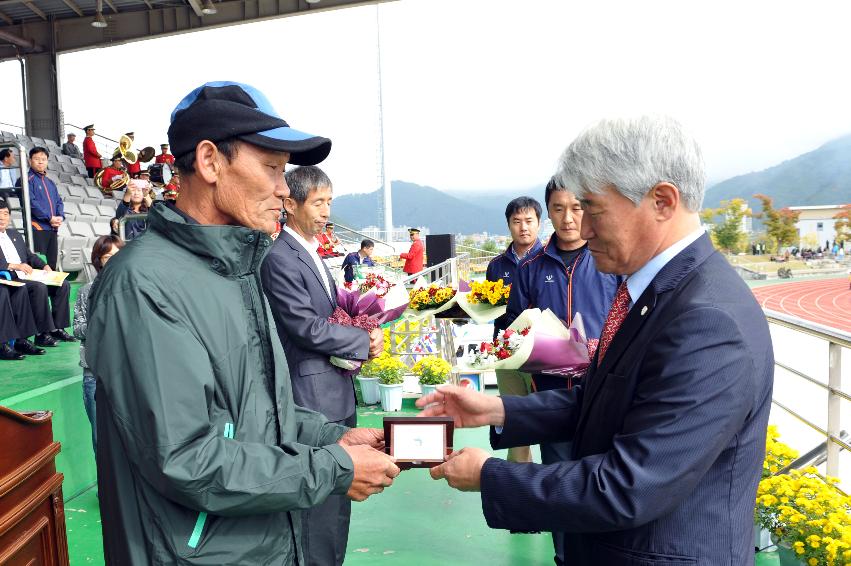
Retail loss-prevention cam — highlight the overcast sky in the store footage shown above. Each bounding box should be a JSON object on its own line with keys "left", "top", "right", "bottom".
{"left": 1, "top": 0, "right": 850, "bottom": 196}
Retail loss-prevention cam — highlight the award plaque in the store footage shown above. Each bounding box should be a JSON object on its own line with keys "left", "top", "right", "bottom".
{"left": 383, "top": 416, "right": 454, "bottom": 470}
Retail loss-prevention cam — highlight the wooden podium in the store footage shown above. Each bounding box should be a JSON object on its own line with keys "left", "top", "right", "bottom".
{"left": 0, "top": 406, "right": 69, "bottom": 566}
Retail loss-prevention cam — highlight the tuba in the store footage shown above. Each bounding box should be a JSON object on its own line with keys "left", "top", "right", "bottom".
{"left": 94, "top": 168, "right": 130, "bottom": 195}
{"left": 117, "top": 134, "right": 138, "bottom": 165}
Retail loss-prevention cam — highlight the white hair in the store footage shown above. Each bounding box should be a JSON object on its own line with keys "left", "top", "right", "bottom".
{"left": 556, "top": 115, "right": 706, "bottom": 212}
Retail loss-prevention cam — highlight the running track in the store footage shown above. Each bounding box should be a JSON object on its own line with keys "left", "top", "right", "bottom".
{"left": 751, "top": 277, "right": 851, "bottom": 333}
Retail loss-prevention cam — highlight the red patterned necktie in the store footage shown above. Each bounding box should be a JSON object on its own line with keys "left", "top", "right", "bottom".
{"left": 597, "top": 281, "right": 631, "bottom": 364}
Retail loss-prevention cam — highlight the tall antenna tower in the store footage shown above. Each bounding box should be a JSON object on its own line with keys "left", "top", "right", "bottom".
{"left": 376, "top": 4, "right": 393, "bottom": 241}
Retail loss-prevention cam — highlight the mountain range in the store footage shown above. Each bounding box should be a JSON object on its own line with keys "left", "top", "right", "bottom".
{"left": 332, "top": 135, "right": 851, "bottom": 235}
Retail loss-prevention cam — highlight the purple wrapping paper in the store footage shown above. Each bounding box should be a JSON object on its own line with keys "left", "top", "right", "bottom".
{"left": 520, "top": 325, "right": 590, "bottom": 374}
{"left": 332, "top": 287, "right": 409, "bottom": 377}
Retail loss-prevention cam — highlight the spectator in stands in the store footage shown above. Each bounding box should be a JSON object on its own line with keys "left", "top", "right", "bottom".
{"left": 400, "top": 227, "right": 424, "bottom": 275}
{"left": 115, "top": 179, "right": 151, "bottom": 240}
{"left": 0, "top": 198, "right": 75, "bottom": 347}
{"left": 262, "top": 165, "right": 385, "bottom": 566}
{"left": 342, "top": 239, "right": 375, "bottom": 283}
{"left": 61, "top": 133, "right": 82, "bottom": 159}
{"left": 73, "top": 234, "right": 124, "bottom": 452}
{"left": 83, "top": 124, "right": 101, "bottom": 177}
{"left": 0, "top": 149, "right": 20, "bottom": 189}
{"left": 15, "top": 147, "right": 64, "bottom": 270}
{"left": 155, "top": 143, "right": 175, "bottom": 165}
{"left": 87, "top": 81, "right": 397, "bottom": 566}
{"left": 486, "top": 196, "right": 543, "bottom": 464}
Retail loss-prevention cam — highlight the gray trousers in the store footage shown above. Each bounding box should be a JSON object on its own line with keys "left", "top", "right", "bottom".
{"left": 301, "top": 411, "right": 357, "bottom": 566}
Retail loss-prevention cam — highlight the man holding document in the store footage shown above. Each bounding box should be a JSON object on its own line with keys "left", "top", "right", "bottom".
{"left": 0, "top": 198, "right": 74, "bottom": 347}
{"left": 419, "top": 115, "right": 773, "bottom": 566}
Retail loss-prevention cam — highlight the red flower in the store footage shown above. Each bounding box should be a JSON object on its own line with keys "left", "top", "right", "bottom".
{"left": 520, "top": 327, "right": 530, "bottom": 336}
{"left": 496, "top": 349, "right": 510, "bottom": 360}
{"left": 480, "top": 342, "right": 492, "bottom": 353}
{"left": 503, "top": 328, "right": 515, "bottom": 338}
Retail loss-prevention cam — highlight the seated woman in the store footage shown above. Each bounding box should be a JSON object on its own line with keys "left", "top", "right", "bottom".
{"left": 115, "top": 179, "right": 152, "bottom": 240}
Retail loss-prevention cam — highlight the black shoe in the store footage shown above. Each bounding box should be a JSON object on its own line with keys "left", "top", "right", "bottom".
{"left": 51, "top": 329, "right": 76, "bottom": 342}
{"left": 34, "top": 333, "right": 58, "bottom": 347}
{"left": 0, "top": 343, "right": 24, "bottom": 360}
{"left": 14, "top": 339, "right": 45, "bottom": 355}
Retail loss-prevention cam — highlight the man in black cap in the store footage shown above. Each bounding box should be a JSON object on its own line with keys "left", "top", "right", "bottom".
{"left": 87, "top": 81, "right": 399, "bottom": 566}
{"left": 83, "top": 125, "right": 101, "bottom": 177}
{"left": 155, "top": 143, "right": 175, "bottom": 165}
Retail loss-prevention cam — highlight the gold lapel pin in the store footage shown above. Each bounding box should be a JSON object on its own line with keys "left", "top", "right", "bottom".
{"left": 640, "top": 306, "right": 648, "bottom": 316}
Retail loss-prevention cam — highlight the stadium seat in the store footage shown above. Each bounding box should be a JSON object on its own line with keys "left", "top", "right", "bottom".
{"left": 57, "top": 155, "right": 70, "bottom": 164}
{"left": 83, "top": 186, "right": 101, "bottom": 199}
{"left": 91, "top": 222, "right": 111, "bottom": 236}
{"left": 7, "top": 197, "right": 20, "bottom": 210}
{"left": 76, "top": 166, "right": 88, "bottom": 176}
{"left": 68, "top": 186, "right": 87, "bottom": 199}
{"left": 46, "top": 171, "right": 60, "bottom": 183}
{"left": 64, "top": 196, "right": 83, "bottom": 205}
{"left": 30, "top": 136, "right": 45, "bottom": 146}
{"left": 59, "top": 240, "right": 87, "bottom": 273}
{"left": 64, "top": 212, "right": 77, "bottom": 221}
{"left": 56, "top": 184, "right": 71, "bottom": 198}
{"left": 58, "top": 223, "right": 71, "bottom": 238}
{"left": 61, "top": 163, "right": 77, "bottom": 174}
{"left": 70, "top": 157, "right": 84, "bottom": 167}
{"left": 47, "top": 160, "right": 60, "bottom": 170}
{"left": 98, "top": 204, "right": 116, "bottom": 216}
{"left": 11, "top": 211, "right": 22, "bottom": 227}
{"left": 68, "top": 221, "right": 95, "bottom": 238}
{"left": 59, "top": 172, "right": 73, "bottom": 184}
{"left": 112, "top": 190, "right": 125, "bottom": 201}
{"left": 71, "top": 175, "right": 88, "bottom": 186}
{"left": 83, "top": 197, "right": 102, "bottom": 208}
{"left": 78, "top": 203, "right": 99, "bottom": 217}
{"left": 63, "top": 201, "right": 79, "bottom": 215}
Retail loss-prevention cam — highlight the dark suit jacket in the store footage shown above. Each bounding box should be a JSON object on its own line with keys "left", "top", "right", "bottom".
{"left": 0, "top": 228, "right": 46, "bottom": 274}
{"left": 480, "top": 234, "right": 774, "bottom": 566}
{"left": 261, "top": 229, "right": 370, "bottom": 422}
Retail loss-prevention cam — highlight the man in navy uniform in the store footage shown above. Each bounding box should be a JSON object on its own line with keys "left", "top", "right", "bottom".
{"left": 486, "top": 196, "right": 543, "bottom": 463}
{"left": 341, "top": 239, "right": 375, "bottom": 283}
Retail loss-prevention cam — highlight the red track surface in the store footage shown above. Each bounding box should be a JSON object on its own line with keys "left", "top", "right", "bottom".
{"left": 751, "top": 277, "right": 851, "bottom": 333}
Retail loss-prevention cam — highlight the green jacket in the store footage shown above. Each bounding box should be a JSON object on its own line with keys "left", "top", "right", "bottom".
{"left": 88, "top": 204, "right": 355, "bottom": 565}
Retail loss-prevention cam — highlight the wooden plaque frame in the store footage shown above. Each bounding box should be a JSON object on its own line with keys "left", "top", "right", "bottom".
{"left": 383, "top": 416, "right": 454, "bottom": 470}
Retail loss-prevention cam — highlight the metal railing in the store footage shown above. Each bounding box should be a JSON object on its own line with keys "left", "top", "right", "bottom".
{"left": 117, "top": 212, "right": 148, "bottom": 241}
{"left": 765, "top": 308, "right": 850, "bottom": 476}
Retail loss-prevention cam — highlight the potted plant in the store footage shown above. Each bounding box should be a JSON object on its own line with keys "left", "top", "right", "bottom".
{"left": 372, "top": 354, "right": 408, "bottom": 412}
{"left": 754, "top": 426, "right": 851, "bottom": 566}
{"left": 412, "top": 356, "right": 452, "bottom": 397}
{"left": 356, "top": 364, "right": 381, "bottom": 405}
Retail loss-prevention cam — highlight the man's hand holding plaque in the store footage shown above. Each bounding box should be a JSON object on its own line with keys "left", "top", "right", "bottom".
{"left": 415, "top": 384, "right": 508, "bottom": 492}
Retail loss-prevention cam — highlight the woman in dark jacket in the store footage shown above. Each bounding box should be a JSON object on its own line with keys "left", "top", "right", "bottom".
{"left": 115, "top": 179, "right": 151, "bottom": 240}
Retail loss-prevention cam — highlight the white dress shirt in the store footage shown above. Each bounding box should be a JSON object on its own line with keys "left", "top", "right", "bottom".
{"left": 284, "top": 225, "right": 332, "bottom": 299}
{"left": 0, "top": 167, "right": 19, "bottom": 188}
{"left": 0, "top": 230, "right": 25, "bottom": 278}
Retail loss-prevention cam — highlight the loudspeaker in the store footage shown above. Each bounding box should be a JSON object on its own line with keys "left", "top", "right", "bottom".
{"left": 426, "top": 234, "right": 455, "bottom": 267}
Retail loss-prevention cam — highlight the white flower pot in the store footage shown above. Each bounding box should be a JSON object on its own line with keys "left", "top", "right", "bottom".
{"left": 420, "top": 384, "right": 438, "bottom": 397}
{"left": 378, "top": 383, "right": 404, "bottom": 412}
{"left": 357, "top": 376, "right": 380, "bottom": 405}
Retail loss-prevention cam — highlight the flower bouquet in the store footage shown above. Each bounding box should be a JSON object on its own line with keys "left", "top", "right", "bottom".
{"left": 471, "top": 308, "right": 592, "bottom": 377}
{"left": 456, "top": 279, "right": 511, "bottom": 324}
{"left": 328, "top": 283, "right": 410, "bottom": 376}
{"left": 344, "top": 272, "right": 393, "bottom": 298}
{"left": 403, "top": 283, "right": 459, "bottom": 321}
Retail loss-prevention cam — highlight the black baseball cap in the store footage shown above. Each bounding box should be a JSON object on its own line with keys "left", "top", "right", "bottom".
{"left": 167, "top": 81, "right": 331, "bottom": 166}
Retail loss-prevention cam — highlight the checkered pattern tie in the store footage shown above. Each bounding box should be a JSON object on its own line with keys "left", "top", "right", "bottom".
{"left": 597, "top": 281, "right": 631, "bottom": 365}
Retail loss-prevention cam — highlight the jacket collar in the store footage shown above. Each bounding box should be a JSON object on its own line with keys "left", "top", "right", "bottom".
{"left": 543, "top": 238, "right": 588, "bottom": 268}
{"left": 580, "top": 233, "right": 717, "bottom": 418}
{"left": 503, "top": 239, "right": 542, "bottom": 265}
{"left": 147, "top": 203, "right": 272, "bottom": 277}
{"left": 279, "top": 229, "right": 335, "bottom": 307}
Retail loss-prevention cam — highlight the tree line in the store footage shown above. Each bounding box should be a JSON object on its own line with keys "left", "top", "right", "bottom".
{"left": 700, "top": 195, "right": 850, "bottom": 255}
